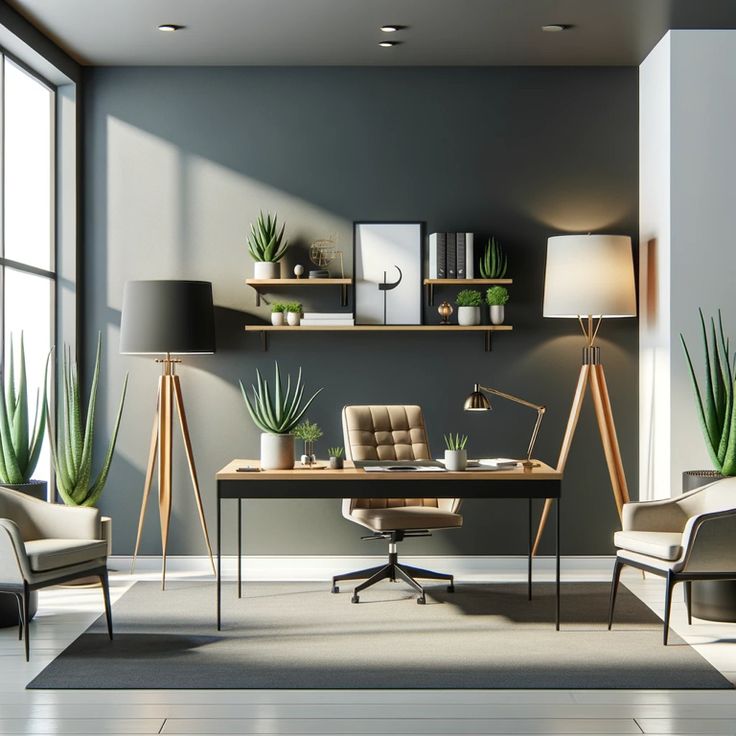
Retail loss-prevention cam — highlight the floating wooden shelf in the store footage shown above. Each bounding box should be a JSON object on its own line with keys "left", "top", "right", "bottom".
{"left": 423, "top": 278, "right": 513, "bottom": 306}
{"left": 245, "top": 277, "right": 352, "bottom": 307}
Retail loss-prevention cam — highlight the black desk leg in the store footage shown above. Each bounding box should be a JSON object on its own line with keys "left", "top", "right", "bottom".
{"left": 528, "top": 498, "right": 532, "bottom": 601}
{"left": 217, "top": 490, "right": 222, "bottom": 631}
{"left": 555, "top": 498, "right": 561, "bottom": 631}
{"left": 237, "top": 499, "right": 242, "bottom": 599}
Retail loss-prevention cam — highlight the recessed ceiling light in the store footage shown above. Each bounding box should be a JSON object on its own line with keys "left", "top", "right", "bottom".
{"left": 541, "top": 24, "right": 569, "bottom": 32}
{"left": 158, "top": 23, "right": 185, "bottom": 32}
{"left": 379, "top": 41, "right": 400, "bottom": 48}
{"left": 380, "top": 25, "right": 403, "bottom": 33}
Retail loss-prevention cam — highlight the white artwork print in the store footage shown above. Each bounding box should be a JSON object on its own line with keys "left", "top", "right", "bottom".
{"left": 355, "top": 223, "right": 422, "bottom": 325}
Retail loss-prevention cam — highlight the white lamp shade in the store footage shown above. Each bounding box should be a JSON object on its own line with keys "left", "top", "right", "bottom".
{"left": 543, "top": 234, "right": 636, "bottom": 318}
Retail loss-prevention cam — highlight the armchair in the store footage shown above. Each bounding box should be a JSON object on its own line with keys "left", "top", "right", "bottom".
{"left": 0, "top": 486, "right": 112, "bottom": 660}
{"left": 608, "top": 477, "right": 736, "bottom": 644}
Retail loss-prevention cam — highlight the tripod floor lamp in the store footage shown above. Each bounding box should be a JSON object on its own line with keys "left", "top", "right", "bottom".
{"left": 120, "top": 280, "right": 217, "bottom": 588}
{"left": 532, "top": 234, "right": 637, "bottom": 555}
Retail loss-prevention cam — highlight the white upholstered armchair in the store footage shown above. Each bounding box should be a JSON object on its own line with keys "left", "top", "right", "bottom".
{"left": 0, "top": 486, "right": 112, "bottom": 660}
{"left": 609, "top": 477, "right": 736, "bottom": 644}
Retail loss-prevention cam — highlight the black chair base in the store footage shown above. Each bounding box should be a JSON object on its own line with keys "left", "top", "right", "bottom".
{"left": 332, "top": 550, "right": 454, "bottom": 605}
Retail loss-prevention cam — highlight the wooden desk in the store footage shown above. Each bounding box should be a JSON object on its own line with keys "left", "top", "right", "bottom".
{"left": 215, "top": 459, "right": 563, "bottom": 630}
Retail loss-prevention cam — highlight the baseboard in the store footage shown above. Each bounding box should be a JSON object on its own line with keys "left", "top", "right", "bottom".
{"left": 109, "top": 555, "right": 617, "bottom": 581}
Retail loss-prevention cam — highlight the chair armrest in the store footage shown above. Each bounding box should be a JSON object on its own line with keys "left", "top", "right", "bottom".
{"left": 622, "top": 498, "right": 688, "bottom": 533}
{"left": 680, "top": 509, "right": 736, "bottom": 573}
{"left": 0, "top": 519, "right": 31, "bottom": 584}
{"left": 30, "top": 502, "right": 101, "bottom": 541}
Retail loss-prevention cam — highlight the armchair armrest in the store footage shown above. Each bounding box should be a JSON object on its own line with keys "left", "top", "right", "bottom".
{"left": 31, "top": 502, "right": 101, "bottom": 541}
{"left": 622, "top": 497, "right": 688, "bottom": 533}
{"left": 0, "top": 519, "right": 31, "bottom": 585}
{"left": 681, "top": 509, "right": 736, "bottom": 573}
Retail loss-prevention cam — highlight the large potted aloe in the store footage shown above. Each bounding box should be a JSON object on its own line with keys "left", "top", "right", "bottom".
{"left": 0, "top": 334, "right": 48, "bottom": 499}
{"left": 248, "top": 211, "right": 289, "bottom": 279}
{"left": 681, "top": 308, "right": 736, "bottom": 620}
{"left": 240, "top": 362, "right": 322, "bottom": 470}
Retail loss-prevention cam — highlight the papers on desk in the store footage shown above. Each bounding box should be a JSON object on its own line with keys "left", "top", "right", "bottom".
{"left": 478, "top": 458, "right": 520, "bottom": 469}
{"left": 363, "top": 465, "right": 447, "bottom": 472}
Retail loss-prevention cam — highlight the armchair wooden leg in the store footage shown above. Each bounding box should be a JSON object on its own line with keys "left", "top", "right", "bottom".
{"left": 608, "top": 558, "right": 624, "bottom": 630}
{"left": 14, "top": 594, "right": 23, "bottom": 640}
{"left": 663, "top": 571, "right": 675, "bottom": 645}
{"left": 21, "top": 585, "right": 30, "bottom": 662}
{"left": 684, "top": 580, "right": 692, "bottom": 625}
{"left": 99, "top": 570, "right": 113, "bottom": 640}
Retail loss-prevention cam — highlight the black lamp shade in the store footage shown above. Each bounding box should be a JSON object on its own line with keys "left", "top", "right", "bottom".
{"left": 120, "top": 280, "right": 216, "bottom": 355}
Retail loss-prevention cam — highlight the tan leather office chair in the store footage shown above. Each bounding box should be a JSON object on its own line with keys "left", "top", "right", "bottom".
{"left": 332, "top": 405, "right": 462, "bottom": 604}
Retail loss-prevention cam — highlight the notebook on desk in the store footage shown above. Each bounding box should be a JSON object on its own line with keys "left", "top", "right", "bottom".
{"left": 355, "top": 460, "right": 446, "bottom": 473}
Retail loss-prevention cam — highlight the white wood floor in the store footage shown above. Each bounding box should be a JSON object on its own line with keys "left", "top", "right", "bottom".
{"left": 1, "top": 567, "right": 735, "bottom": 735}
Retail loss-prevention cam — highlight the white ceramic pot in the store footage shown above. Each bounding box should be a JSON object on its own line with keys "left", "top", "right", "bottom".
{"left": 489, "top": 305, "right": 505, "bottom": 325}
{"left": 260, "top": 433, "right": 295, "bottom": 470}
{"left": 253, "top": 261, "right": 280, "bottom": 279}
{"left": 444, "top": 449, "right": 467, "bottom": 471}
{"left": 286, "top": 311, "right": 301, "bottom": 326}
{"left": 457, "top": 306, "right": 480, "bottom": 326}
{"left": 271, "top": 312, "right": 284, "bottom": 326}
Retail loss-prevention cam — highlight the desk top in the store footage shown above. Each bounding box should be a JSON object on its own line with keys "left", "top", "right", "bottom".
{"left": 216, "top": 459, "right": 561, "bottom": 481}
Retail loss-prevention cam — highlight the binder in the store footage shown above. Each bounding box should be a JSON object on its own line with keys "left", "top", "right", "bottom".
{"left": 465, "top": 233, "right": 475, "bottom": 279}
{"left": 456, "top": 232, "right": 466, "bottom": 278}
{"left": 428, "top": 232, "right": 447, "bottom": 278}
{"left": 446, "top": 232, "right": 457, "bottom": 278}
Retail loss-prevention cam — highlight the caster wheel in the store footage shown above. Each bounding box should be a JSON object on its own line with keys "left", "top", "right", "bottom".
{"left": 331, "top": 586, "right": 339, "bottom": 594}
{"left": 417, "top": 596, "right": 426, "bottom": 605}
{"left": 351, "top": 595, "right": 360, "bottom": 604}
{"left": 447, "top": 584, "right": 455, "bottom": 593}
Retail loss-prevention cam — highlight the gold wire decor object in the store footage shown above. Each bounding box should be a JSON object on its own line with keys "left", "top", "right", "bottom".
{"left": 309, "top": 236, "right": 345, "bottom": 278}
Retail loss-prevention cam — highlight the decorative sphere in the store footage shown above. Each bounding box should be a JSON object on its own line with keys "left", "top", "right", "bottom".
{"left": 294, "top": 264, "right": 304, "bottom": 278}
{"left": 438, "top": 301, "right": 454, "bottom": 324}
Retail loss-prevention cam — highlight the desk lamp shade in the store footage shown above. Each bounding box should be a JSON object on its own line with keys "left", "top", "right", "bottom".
{"left": 543, "top": 235, "right": 636, "bottom": 318}
{"left": 120, "top": 280, "right": 216, "bottom": 355}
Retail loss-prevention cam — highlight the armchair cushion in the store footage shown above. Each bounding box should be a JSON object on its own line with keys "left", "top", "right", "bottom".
{"left": 351, "top": 506, "right": 463, "bottom": 532}
{"left": 24, "top": 539, "right": 107, "bottom": 573}
{"left": 614, "top": 531, "right": 683, "bottom": 561}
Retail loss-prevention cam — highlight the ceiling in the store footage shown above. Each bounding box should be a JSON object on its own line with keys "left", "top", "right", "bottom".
{"left": 8, "top": 0, "right": 736, "bottom": 67}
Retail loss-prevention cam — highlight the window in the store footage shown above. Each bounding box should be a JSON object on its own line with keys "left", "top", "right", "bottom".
{"left": 0, "top": 56, "right": 55, "bottom": 487}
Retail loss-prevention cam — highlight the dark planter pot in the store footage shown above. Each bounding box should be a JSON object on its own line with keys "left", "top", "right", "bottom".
{"left": 1, "top": 479, "right": 47, "bottom": 500}
{"left": 682, "top": 470, "right": 736, "bottom": 622}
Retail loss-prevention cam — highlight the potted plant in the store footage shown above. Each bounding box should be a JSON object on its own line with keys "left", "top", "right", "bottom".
{"left": 0, "top": 334, "right": 49, "bottom": 499}
{"left": 486, "top": 285, "right": 509, "bottom": 325}
{"left": 328, "top": 446, "right": 344, "bottom": 470}
{"left": 240, "top": 362, "right": 322, "bottom": 470}
{"left": 443, "top": 433, "right": 468, "bottom": 471}
{"left": 285, "top": 302, "right": 302, "bottom": 326}
{"left": 455, "top": 289, "right": 482, "bottom": 326}
{"left": 271, "top": 303, "right": 286, "bottom": 326}
{"left": 479, "top": 237, "right": 508, "bottom": 278}
{"left": 248, "top": 211, "right": 289, "bottom": 279}
{"left": 294, "top": 419, "right": 323, "bottom": 467}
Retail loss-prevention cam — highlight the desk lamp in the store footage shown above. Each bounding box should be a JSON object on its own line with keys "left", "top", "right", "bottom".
{"left": 533, "top": 234, "right": 637, "bottom": 554}
{"left": 463, "top": 384, "right": 546, "bottom": 469}
{"left": 120, "top": 280, "right": 217, "bottom": 588}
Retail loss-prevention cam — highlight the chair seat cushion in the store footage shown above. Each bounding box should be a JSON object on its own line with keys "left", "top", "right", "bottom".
{"left": 24, "top": 538, "right": 107, "bottom": 572}
{"left": 614, "top": 530, "right": 683, "bottom": 561}
{"left": 351, "top": 506, "right": 463, "bottom": 531}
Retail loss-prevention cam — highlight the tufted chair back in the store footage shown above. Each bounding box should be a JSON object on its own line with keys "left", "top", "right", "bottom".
{"left": 341, "top": 405, "right": 460, "bottom": 516}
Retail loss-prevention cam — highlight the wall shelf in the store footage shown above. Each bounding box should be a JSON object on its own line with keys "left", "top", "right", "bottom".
{"left": 423, "top": 278, "right": 513, "bottom": 306}
{"left": 245, "top": 278, "right": 352, "bottom": 307}
{"left": 244, "top": 324, "right": 513, "bottom": 351}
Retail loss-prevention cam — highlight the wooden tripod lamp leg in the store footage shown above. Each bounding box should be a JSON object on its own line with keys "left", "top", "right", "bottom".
{"left": 159, "top": 374, "right": 174, "bottom": 590}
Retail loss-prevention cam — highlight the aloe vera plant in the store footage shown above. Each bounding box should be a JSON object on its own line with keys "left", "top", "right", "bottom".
{"left": 0, "top": 334, "right": 48, "bottom": 484}
{"left": 681, "top": 309, "right": 736, "bottom": 476}
{"left": 479, "top": 237, "right": 508, "bottom": 279}
{"left": 240, "top": 363, "right": 322, "bottom": 434}
{"left": 49, "top": 335, "right": 128, "bottom": 506}
{"left": 247, "top": 211, "right": 289, "bottom": 262}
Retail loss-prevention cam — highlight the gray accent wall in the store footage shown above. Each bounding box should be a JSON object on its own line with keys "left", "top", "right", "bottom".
{"left": 84, "top": 66, "right": 638, "bottom": 557}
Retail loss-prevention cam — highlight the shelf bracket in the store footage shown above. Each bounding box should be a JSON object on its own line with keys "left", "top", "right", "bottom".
{"left": 427, "top": 283, "right": 434, "bottom": 307}
{"left": 484, "top": 330, "right": 492, "bottom": 352}
{"left": 260, "top": 331, "right": 269, "bottom": 352}
{"left": 341, "top": 284, "right": 348, "bottom": 307}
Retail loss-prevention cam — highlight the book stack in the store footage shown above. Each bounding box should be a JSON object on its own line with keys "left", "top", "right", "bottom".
{"left": 300, "top": 312, "right": 355, "bottom": 326}
{"left": 428, "top": 233, "right": 475, "bottom": 279}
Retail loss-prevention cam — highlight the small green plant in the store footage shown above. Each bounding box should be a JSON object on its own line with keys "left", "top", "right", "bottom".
{"left": 455, "top": 289, "right": 482, "bottom": 307}
{"left": 328, "top": 446, "right": 344, "bottom": 458}
{"left": 271, "top": 303, "right": 286, "bottom": 313}
{"left": 479, "top": 237, "right": 508, "bottom": 278}
{"left": 681, "top": 309, "right": 736, "bottom": 476}
{"left": 0, "top": 334, "right": 49, "bottom": 485}
{"left": 444, "top": 433, "right": 468, "bottom": 451}
{"left": 240, "top": 362, "right": 323, "bottom": 435}
{"left": 49, "top": 335, "right": 128, "bottom": 507}
{"left": 293, "top": 419, "right": 323, "bottom": 442}
{"left": 247, "top": 211, "right": 289, "bottom": 263}
{"left": 285, "top": 302, "right": 303, "bottom": 313}
{"left": 486, "top": 286, "right": 509, "bottom": 306}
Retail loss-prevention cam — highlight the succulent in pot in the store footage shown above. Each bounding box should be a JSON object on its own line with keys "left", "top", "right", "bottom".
{"left": 443, "top": 433, "right": 468, "bottom": 471}
{"left": 285, "top": 302, "right": 303, "bottom": 326}
{"left": 479, "top": 237, "right": 508, "bottom": 278}
{"left": 271, "top": 303, "right": 286, "bottom": 327}
{"left": 248, "top": 211, "right": 289, "bottom": 279}
{"left": 294, "top": 419, "right": 323, "bottom": 467}
{"left": 240, "top": 362, "right": 323, "bottom": 470}
{"left": 455, "top": 289, "right": 482, "bottom": 326}
{"left": 328, "top": 446, "right": 344, "bottom": 470}
{"left": 486, "top": 285, "right": 509, "bottom": 325}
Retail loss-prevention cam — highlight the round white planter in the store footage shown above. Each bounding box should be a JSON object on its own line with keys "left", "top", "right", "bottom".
{"left": 253, "top": 261, "right": 280, "bottom": 279}
{"left": 271, "top": 312, "right": 284, "bottom": 326}
{"left": 286, "top": 311, "right": 301, "bottom": 326}
{"left": 489, "top": 305, "right": 505, "bottom": 325}
{"left": 457, "top": 306, "right": 480, "bottom": 326}
{"left": 444, "top": 449, "right": 467, "bottom": 471}
{"left": 260, "top": 433, "right": 295, "bottom": 470}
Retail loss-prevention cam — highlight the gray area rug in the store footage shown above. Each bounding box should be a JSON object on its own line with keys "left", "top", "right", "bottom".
{"left": 29, "top": 581, "right": 732, "bottom": 689}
